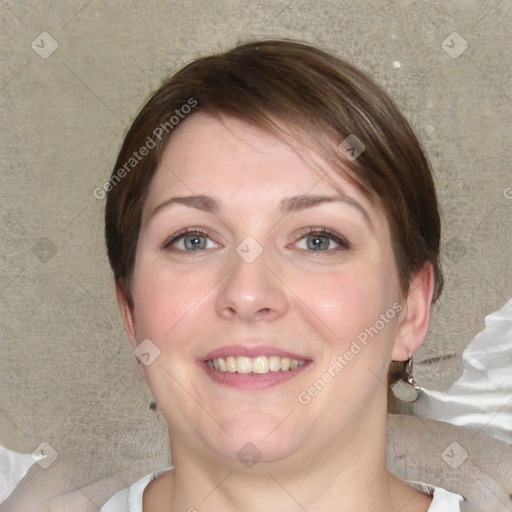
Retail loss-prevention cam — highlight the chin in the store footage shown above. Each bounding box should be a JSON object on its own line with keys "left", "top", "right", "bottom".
{"left": 219, "top": 436, "right": 303, "bottom": 468}
{"left": 204, "top": 414, "right": 307, "bottom": 467}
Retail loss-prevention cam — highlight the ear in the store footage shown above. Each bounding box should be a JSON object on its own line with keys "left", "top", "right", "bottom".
{"left": 115, "top": 280, "right": 138, "bottom": 351}
{"left": 392, "top": 262, "right": 435, "bottom": 361}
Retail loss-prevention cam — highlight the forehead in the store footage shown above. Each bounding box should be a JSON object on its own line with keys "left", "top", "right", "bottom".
{"left": 143, "top": 113, "right": 384, "bottom": 229}
{"left": 151, "top": 113, "right": 353, "bottom": 192}
{"left": 157, "top": 113, "right": 322, "bottom": 185}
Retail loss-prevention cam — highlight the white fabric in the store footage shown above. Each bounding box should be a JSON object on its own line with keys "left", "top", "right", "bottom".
{"left": 0, "top": 444, "right": 42, "bottom": 503}
{"left": 100, "top": 469, "right": 465, "bottom": 511}
{"left": 417, "top": 298, "right": 512, "bottom": 445}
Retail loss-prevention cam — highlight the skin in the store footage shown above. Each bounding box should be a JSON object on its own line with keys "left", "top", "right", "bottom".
{"left": 116, "top": 113, "right": 435, "bottom": 511}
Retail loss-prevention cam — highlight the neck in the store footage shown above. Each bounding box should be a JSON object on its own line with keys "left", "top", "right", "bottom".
{"left": 164, "top": 408, "right": 418, "bottom": 512}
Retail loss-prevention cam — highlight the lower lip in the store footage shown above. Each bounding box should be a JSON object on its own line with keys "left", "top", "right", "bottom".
{"left": 199, "top": 361, "right": 311, "bottom": 390}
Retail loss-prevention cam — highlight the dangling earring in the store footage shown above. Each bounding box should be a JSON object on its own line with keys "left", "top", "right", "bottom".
{"left": 391, "top": 351, "right": 420, "bottom": 402}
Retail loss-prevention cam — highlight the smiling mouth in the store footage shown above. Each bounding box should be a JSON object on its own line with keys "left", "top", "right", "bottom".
{"left": 206, "top": 355, "right": 307, "bottom": 374}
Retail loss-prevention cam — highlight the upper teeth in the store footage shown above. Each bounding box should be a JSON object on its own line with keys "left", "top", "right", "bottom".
{"left": 207, "top": 356, "right": 306, "bottom": 374}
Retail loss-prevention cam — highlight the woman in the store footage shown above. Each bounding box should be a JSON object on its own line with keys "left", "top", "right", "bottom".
{"left": 101, "top": 39, "right": 466, "bottom": 511}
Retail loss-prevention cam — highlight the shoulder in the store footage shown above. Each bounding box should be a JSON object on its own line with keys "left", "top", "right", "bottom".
{"left": 100, "top": 469, "right": 172, "bottom": 512}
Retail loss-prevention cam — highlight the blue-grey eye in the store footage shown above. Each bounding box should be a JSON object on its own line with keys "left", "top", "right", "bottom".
{"left": 306, "top": 235, "right": 337, "bottom": 251}
{"left": 295, "top": 228, "right": 351, "bottom": 252}
{"left": 163, "top": 228, "right": 218, "bottom": 252}
{"left": 183, "top": 235, "right": 208, "bottom": 250}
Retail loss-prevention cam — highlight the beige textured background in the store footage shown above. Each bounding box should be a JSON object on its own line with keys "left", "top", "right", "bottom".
{"left": 1, "top": 0, "right": 511, "bottom": 507}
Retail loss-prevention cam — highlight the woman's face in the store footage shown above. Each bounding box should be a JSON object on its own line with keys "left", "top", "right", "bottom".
{"left": 123, "top": 113, "right": 405, "bottom": 466}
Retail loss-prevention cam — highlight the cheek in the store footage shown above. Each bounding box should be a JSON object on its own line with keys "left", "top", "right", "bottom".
{"left": 130, "top": 258, "right": 215, "bottom": 344}
{"left": 291, "top": 264, "right": 393, "bottom": 343}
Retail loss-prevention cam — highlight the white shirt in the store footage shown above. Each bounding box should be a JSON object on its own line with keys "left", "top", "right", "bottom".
{"left": 100, "top": 469, "right": 466, "bottom": 511}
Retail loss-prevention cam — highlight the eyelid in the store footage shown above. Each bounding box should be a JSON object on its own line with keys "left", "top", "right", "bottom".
{"left": 161, "top": 226, "right": 352, "bottom": 253}
{"left": 160, "top": 227, "right": 216, "bottom": 250}
{"left": 293, "top": 226, "right": 352, "bottom": 251}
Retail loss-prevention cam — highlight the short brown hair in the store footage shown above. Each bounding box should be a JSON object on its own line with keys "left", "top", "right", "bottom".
{"left": 104, "top": 39, "right": 443, "bottom": 388}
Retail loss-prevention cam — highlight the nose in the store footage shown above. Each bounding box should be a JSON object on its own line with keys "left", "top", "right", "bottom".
{"left": 215, "top": 240, "right": 289, "bottom": 323}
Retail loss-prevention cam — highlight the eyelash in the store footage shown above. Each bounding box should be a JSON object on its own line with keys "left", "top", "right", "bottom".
{"left": 161, "top": 227, "right": 215, "bottom": 254}
{"left": 161, "top": 226, "right": 352, "bottom": 255}
{"left": 294, "top": 226, "right": 352, "bottom": 252}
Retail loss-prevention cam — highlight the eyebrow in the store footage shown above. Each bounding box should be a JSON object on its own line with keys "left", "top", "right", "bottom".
{"left": 150, "top": 195, "right": 220, "bottom": 217}
{"left": 149, "top": 193, "right": 373, "bottom": 228}
{"left": 280, "top": 194, "right": 372, "bottom": 227}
